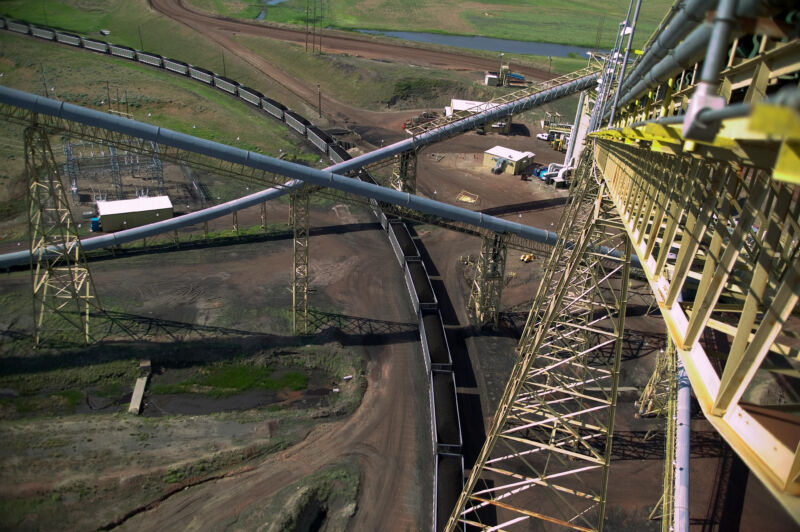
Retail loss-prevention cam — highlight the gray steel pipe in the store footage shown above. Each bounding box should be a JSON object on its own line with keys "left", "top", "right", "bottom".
{"left": 616, "top": 0, "right": 715, "bottom": 99}
{"left": 327, "top": 73, "right": 600, "bottom": 175}
{"left": 609, "top": 0, "right": 644, "bottom": 125}
{"left": 675, "top": 362, "right": 692, "bottom": 532}
{"left": 0, "top": 182, "right": 299, "bottom": 268}
{"left": 0, "top": 86, "right": 593, "bottom": 268}
{"left": 616, "top": 22, "right": 714, "bottom": 111}
{"left": 612, "top": 0, "right": 796, "bottom": 114}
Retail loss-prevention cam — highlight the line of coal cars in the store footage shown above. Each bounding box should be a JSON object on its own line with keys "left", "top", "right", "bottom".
{"left": 1, "top": 18, "right": 347, "bottom": 160}
{"left": 3, "top": 17, "right": 464, "bottom": 530}
{"left": 373, "top": 199, "right": 465, "bottom": 531}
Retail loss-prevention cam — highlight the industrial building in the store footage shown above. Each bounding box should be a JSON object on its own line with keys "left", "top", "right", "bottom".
{"left": 482, "top": 146, "right": 535, "bottom": 175}
{"left": 94, "top": 196, "right": 173, "bottom": 232}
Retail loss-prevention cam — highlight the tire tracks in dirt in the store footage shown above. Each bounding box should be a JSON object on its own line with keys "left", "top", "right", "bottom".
{"left": 149, "top": 0, "right": 551, "bottom": 146}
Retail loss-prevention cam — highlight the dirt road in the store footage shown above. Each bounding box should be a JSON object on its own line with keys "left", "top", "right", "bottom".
{"left": 149, "top": 0, "right": 551, "bottom": 145}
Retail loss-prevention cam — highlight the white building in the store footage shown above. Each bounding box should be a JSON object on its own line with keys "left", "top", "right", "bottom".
{"left": 96, "top": 196, "right": 173, "bottom": 232}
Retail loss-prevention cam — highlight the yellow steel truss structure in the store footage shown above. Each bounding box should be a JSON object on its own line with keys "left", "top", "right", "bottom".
{"left": 594, "top": 125, "right": 800, "bottom": 518}
{"left": 25, "top": 122, "right": 97, "bottom": 346}
{"left": 448, "top": 149, "right": 633, "bottom": 530}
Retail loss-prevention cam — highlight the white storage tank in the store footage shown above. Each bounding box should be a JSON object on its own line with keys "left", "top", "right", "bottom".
{"left": 96, "top": 196, "right": 173, "bottom": 232}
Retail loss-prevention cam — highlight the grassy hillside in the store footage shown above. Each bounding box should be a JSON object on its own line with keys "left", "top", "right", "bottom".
{"left": 188, "top": 0, "right": 671, "bottom": 49}
{"left": 0, "top": 0, "right": 312, "bottom": 112}
{"left": 0, "top": 31, "right": 314, "bottom": 233}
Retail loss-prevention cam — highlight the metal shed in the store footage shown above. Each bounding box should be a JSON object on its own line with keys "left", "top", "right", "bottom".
{"left": 483, "top": 145, "right": 535, "bottom": 175}
{"left": 96, "top": 196, "right": 173, "bottom": 232}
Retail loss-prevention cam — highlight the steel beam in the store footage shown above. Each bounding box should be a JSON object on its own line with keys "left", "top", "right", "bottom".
{"left": 25, "top": 122, "right": 97, "bottom": 345}
{"left": 448, "top": 148, "right": 632, "bottom": 531}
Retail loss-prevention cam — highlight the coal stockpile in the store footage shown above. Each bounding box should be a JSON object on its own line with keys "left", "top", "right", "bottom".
{"left": 436, "top": 454, "right": 463, "bottom": 531}
{"left": 433, "top": 372, "right": 461, "bottom": 447}
{"left": 423, "top": 310, "right": 450, "bottom": 367}
{"left": 390, "top": 222, "right": 419, "bottom": 258}
{"left": 408, "top": 260, "right": 436, "bottom": 306}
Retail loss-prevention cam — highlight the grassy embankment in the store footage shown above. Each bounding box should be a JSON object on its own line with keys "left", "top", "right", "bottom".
{"left": 0, "top": 324, "right": 366, "bottom": 530}
{"left": 0, "top": 14, "right": 319, "bottom": 236}
{"left": 188, "top": 0, "right": 670, "bottom": 49}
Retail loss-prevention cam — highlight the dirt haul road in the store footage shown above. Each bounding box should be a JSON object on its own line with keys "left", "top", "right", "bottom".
{"left": 149, "top": 0, "right": 552, "bottom": 144}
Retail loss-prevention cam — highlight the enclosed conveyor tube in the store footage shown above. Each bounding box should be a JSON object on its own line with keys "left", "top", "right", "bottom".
{"left": 0, "top": 182, "right": 300, "bottom": 268}
{"left": 0, "top": 85, "right": 593, "bottom": 269}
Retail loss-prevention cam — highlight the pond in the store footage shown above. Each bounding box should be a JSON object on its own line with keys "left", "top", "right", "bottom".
{"left": 357, "top": 30, "right": 602, "bottom": 58}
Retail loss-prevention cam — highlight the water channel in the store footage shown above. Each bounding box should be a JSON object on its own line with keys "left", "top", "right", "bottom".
{"left": 357, "top": 30, "right": 601, "bottom": 58}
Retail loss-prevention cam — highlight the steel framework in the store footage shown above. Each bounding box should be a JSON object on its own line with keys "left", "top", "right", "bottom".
{"left": 448, "top": 148, "right": 632, "bottom": 530}
{"left": 390, "top": 149, "right": 418, "bottom": 194}
{"left": 467, "top": 234, "right": 507, "bottom": 328}
{"left": 593, "top": 125, "right": 800, "bottom": 517}
{"left": 291, "top": 185, "right": 311, "bottom": 334}
{"left": 25, "top": 123, "right": 97, "bottom": 345}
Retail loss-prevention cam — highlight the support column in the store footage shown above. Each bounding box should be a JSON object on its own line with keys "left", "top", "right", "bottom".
{"left": 260, "top": 202, "right": 267, "bottom": 232}
{"left": 26, "top": 122, "right": 97, "bottom": 346}
{"left": 291, "top": 186, "right": 310, "bottom": 334}
{"left": 390, "top": 149, "right": 418, "bottom": 194}
{"left": 447, "top": 148, "right": 632, "bottom": 531}
{"left": 467, "top": 233, "right": 507, "bottom": 328}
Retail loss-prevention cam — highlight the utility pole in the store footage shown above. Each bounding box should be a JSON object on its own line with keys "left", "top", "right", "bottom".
{"left": 312, "top": 0, "right": 317, "bottom": 53}
{"left": 138, "top": 25, "right": 144, "bottom": 50}
{"left": 106, "top": 81, "right": 111, "bottom": 112}
{"left": 305, "top": 1, "right": 310, "bottom": 52}
{"left": 39, "top": 64, "right": 48, "bottom": 97}
{"left": 221, "top": 52, "right": 227, "bottom": 77}
{"left": 317, "top": 83, "right": 322, "bottom": 118}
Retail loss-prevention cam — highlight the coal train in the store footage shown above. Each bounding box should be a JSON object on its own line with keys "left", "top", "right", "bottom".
{"left": 1, "top": 17, "right": 465, "bottom": 530}
{"left": 0, "top": 18, "right": 344, "bottom": 160}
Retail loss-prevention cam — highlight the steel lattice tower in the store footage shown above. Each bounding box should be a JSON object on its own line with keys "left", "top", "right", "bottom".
{"left": 26, "top": 122, "right": 97, "bottom": 345}
{"left": 448, "top": 147, "right": 632, "bottom": 530}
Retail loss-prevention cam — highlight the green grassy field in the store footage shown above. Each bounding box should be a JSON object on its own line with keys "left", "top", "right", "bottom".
{"left": 0, "top": 0, "right": 311, "bottom": 110}
{"left": 0, "top": 30, "right": 317, "bottom": 229}
{"left": 188, "top": 0, "right": 671, "bottom": 49}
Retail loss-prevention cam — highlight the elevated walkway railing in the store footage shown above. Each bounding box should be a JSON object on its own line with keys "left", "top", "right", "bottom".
{"left": 406, "top": 65, "right": 602, "bottom": 137}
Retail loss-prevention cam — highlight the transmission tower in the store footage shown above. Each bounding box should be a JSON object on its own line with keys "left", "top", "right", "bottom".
{"left": 26, "top": 123, "right": 98, "bottom": 345}
{"left": 291, "top": 185, "right": 311, "bottom": 334}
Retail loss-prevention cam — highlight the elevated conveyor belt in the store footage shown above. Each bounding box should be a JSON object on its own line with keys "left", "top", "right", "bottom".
{"left": 0, "top": 79, "right": 627, "bottom": 269}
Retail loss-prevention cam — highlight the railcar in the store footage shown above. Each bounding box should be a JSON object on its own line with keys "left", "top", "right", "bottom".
{"left": 306, "top": 126, "right": 334, "bottom": 155}
{"left": 329, "top": 144, "right": 351, "bottom": 164}
{"left": 55, "top": 31, "right": 81, "bottom": 46}
{"left": 109, "top": 44, "right": 136, "bottom": 60}
{"left": 136, "top": 51, "right": 163, "bottom": 68}
{"left": 213, "top": 75, "right": 238, "bottom": 95}
{"left": 431, "top": 370, "right": 462, "bottom": 454}
{"left": 420, "top": 309, "right": 452, "bottom": 373}
{"left": 434, "top": 453, "right": 464, "bottom": 532}
{"left": 261, "top": 97, "right": 287, "bottom": 120}
{"left": 30, "top": 25, "right": 55, "bottom": 40}
{"left": 163, "top": 57, "right": 189, "bottom": 76}
{"left": 284, "top": 110, "right": 311, "bottom": 136}
{"left": 188, "top": 65, "right": 214, "bottom": 85}
{"left": 237, "top": 86, "right": 264, "bottom": 107}
{"left": 6, "top": 20, "right": 30, "bottom": 34}
{"left": 82, "top": 38, "right": 109, "bottom": 53}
